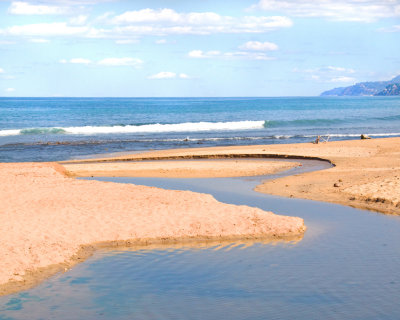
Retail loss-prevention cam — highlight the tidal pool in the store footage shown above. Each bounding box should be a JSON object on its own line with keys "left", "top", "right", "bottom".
{"left": 1, "top": 160, "right": 400, "bottom": 319}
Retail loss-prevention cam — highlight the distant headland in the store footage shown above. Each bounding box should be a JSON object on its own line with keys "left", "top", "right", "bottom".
{"left": 320, "top": 75, "right": 400, "bottom": 96}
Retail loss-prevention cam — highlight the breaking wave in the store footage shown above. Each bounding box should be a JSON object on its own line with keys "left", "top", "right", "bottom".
{"left": 0, "top": 121, "right": 266, "bottom": 137}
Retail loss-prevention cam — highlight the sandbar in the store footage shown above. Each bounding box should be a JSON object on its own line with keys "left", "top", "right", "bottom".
{"left": 64, "top": 159, "right": 299, "bottom": 178}
{"left": 0, "top": 161, "right": 304, "bottom": 296}
{"left": 62, "top": 137, "right": 400, "bottom": 215}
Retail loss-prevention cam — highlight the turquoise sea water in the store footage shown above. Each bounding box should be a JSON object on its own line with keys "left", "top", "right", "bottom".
{"left": 1, "top": 97, "right": 399, "bottom": 161}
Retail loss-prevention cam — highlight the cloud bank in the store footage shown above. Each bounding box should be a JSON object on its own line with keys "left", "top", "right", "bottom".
{"left": 252, "top": 0, "right": 400, "bottom": 22}
{"left": 1, "top": 6, "right": 293, "bottom": 39}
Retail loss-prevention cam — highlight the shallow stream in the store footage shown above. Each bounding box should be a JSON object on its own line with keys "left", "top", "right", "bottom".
{"left": 1, "top": 160, "right": 400, "bottom": 319}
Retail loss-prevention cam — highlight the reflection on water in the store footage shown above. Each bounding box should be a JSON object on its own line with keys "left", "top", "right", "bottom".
{"left": 1, "top": 170, "right": 400, "bottom": 319}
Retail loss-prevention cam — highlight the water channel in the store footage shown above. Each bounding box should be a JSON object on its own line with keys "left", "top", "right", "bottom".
{"left": 1, "top": 159, "right": 400, "bottom": 319}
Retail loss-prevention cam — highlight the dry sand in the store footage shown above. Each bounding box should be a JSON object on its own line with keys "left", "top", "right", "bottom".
{"left": 63, "top": 137, "right": 400, "bottom": 215}
{"left": 254, "top": 138, "right": 400, "bottom": 215}
{"left": 0, "top": 162, "right": 305, "bottom": 296}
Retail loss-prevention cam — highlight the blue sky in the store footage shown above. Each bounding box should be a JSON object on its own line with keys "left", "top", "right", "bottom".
{"left": 0, "top": 0, "right": 399, "bottom": 97}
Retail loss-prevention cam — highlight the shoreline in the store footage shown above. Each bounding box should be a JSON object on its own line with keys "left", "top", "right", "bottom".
{"left": 2, "top": 234, "right": 303, "bottom": 297}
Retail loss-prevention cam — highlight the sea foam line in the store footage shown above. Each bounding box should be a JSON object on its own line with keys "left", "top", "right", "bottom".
{"left": 0, "top": 121, "right": 266, "bottom": 136}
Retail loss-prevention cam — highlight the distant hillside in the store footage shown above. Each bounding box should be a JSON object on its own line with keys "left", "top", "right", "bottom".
{"left": 320, "top": 75, "right": 400, "bottom": 96}
{"left": 375, "top": 83, "right": 400, "bottom": 96}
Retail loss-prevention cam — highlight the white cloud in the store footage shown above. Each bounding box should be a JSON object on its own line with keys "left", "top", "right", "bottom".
{"left": 0, "top": 68, "right": 4, "bottom": 73}
{"left": 60, "top": 58, "right": 92, "bottom": 64}
{"left": 294, "top": 66, "right": 357, "bottom": 83}
{"left": 325, "top": 66, "right": 355, "bottom": 73}
{"left": 111, "top": 9, "right": 232, "bottom": 26}
{"left": 188, "top": 48, "right": 275, "bottom": 60}
{"left": 147, "top": 72, "right": 190, "bottom": 79}
{"left": 238, "top": 15, "right": 293, "bottom": 31}
{"left": 5, "top": 88, "right": 15, "bottom": 92}
{"left": 7, "top": 1, "right": 113, "bottom": 15}
{"left": 109, "top": 9, "right": 292, "bottom": 35}
{"left": 148, "top": 71, "right": 177, "bottom": 79}
{"left": 188, "top": 50, "right": 203, "bottom": 58}
{"left": 29, "top": 38, "right": 50, "bottom": 43}
{"left": 95, "top": 11, "right": 114, "bottom": 22}
{"left": 188, "top": 50, "right": 221, "bottom": 58}
{"left": 60, "top": 57, "right": 143, "bottom": 67}
{"left": 69, "top": 15, "right": 88, "bottom": 25}
{"left": 226, "top": 51, "right": 274, "bottom": 60}
{"left": 239, "top": 41, "right": 278, "bottom": 51}
{"left": 8, "top": 1, "right": 70, "bottom": 15}
{"left": 189, "top": 41, "right": 279, "bottom": 60}
{"left": 70, "top": 58, "right": 92, "bottom": 64}
{"left": 0, "top": 9, "right": 292, "bottom": 40}
{"left": 4, "top": 23, "right": 89, "bottom": 36}
{"left": 113, "top": 8, "right": 182, "bottom": 24}
{"left": 252, "top": 0, "right": 400, "bottom": 22}
{"left": 97, "top": 57, "right": 143, "bottom": 67}
{"left": 330, "top": 76, "right": 355, "bottom": 83}
{"left": 294, "top": 66, "right": 355, "bottom": 74}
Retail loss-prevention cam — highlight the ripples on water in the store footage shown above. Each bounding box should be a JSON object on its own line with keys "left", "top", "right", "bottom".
{"left": 1, "top": 97, "right": 400, "bottom": 162}
{"left": 1, "top": 167, "right": 400, "bottom": 319}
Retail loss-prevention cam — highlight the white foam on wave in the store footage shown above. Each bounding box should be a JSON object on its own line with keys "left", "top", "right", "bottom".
{"left": 65, "top": 121, "right": 266, "bottom": 134}
{"left": 0, "top": 129, "right": 21, "bottom": 137}
{"left": 0, "top": 121, "right": 266, "bottom": 136}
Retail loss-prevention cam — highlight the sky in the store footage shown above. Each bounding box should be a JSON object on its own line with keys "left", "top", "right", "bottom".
{"left": 0, "top": 0, "right": 399, "bottom": 97}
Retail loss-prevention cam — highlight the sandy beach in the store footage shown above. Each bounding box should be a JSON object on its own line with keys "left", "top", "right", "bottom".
{"left": 2, "top": 136, "right": 399, "bottom": 296}
{"left": 64, "top": 137, "right": 400, "bottom": 215}
{"left": 0, "top": 161, "right": 304, "bottom": 296}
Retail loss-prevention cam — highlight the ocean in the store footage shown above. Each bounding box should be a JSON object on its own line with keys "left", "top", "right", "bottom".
{"left": 1, "top": 96, "right": 399, "bottom": 162}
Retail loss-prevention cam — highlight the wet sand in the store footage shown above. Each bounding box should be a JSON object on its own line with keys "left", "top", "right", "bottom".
{"left": 0, "top": 162, "right": 304, "bottom": 296}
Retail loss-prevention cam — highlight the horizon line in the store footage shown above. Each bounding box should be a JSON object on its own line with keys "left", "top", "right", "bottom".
{"left": 1, "top": 95, "right": 375, "bottom": 99}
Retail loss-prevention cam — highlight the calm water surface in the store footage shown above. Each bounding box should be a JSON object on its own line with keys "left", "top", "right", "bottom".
{"left": 1, "top": 161, "right": 400, "bottom": 319}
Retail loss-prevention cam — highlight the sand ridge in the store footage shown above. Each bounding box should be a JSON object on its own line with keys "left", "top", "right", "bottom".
{"left": 64, "top": 159, "right": 299, "bottom": 178}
